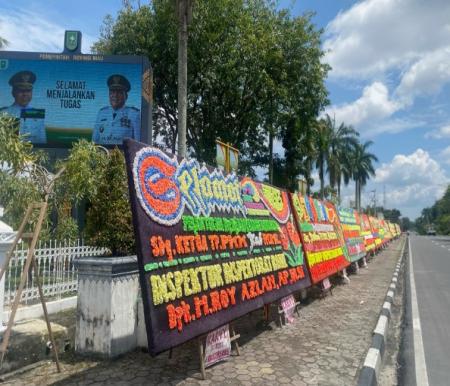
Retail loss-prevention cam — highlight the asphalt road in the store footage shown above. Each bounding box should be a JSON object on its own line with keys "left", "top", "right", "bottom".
{"left": 402, "top": 235, "right": 450, "bottom": 386}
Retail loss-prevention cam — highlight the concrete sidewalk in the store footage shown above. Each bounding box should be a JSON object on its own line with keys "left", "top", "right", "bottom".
{"left": 1, "top": 239, "right": 404, "bottom": 386}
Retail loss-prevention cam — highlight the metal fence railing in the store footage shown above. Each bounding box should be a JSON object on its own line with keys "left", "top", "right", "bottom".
{"left": 4, "top": 239, "right": 109, "bottom": 307}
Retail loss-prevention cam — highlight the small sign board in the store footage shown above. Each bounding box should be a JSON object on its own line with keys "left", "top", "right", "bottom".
{"left": 229, "top": 147, "right": 239, "bottom": 171}
{"left": 280, "top": 295, "right": 296, "bottom": 324}
{"left": 322, "top": 277, "right": 331, "bottom": 291}
{"left": 215, "top": 139, "right": 239, "bottom": 173}
{"left": 216, "top": 141, "right": 226, "bottom": 169}
{"left": 204, "top": 324, "right": 231, "bottom": 368}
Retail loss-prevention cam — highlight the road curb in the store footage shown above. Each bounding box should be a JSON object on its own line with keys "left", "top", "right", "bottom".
{"left": 357, "top": 238, "right": 406, "bottom": 386}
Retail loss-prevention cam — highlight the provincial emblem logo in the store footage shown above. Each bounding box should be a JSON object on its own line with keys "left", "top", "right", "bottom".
{"left": 65, "top": 31, "right": 79, "bottom": 52}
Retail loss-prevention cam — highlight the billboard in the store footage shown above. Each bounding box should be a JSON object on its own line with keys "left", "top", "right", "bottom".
{"left": 360, "top": 214, "right": 376, "bottom": 252}
{"left": 290, "top": 193, "right": 349, "bottom": 284}
{"left": 0, "top": 51, "right": 151, "bottom": 147}
{"left": 337, "top": 207, "right": 366, "bottom": 262}
{"left": 124, "top": 139, "right": 311, "bottom": 355}
{"left": 368, "top": 215, "right": 382, "bottom": 248}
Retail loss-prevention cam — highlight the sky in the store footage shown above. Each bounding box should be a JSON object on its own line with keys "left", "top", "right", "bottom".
{"left": 0, "top": 0, "right": 449, "bottom": 219}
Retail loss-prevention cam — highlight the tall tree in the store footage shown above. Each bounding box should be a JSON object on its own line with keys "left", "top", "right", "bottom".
{"left": 325, "top": 115, "right": 359, "bottom": 200}
{"left": 400, "top": 217, "right": 412, "bottom": 231}
{"left": 349, "top": 141, "right": 378, "bottom": 211}
{"left": 311, "top": 114, "right": 359, "bottom": 200}
{"left": 176, "top": 0, "right": 193, "bottom": 158}
{"left": 274, "top": 11, "right": 329, "bottom": 191}
{"left": 93, "top": 1, "right": 329, "bottom": 179}
{"left": 313, "top": 118, "right": 331, "bottom": 199}
{"left": 416, "top": 185, "right": 450, "bottom": 235}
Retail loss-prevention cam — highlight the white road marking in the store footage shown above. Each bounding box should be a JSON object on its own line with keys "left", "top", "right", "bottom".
{"left": 409, "top": 237, "right": 430, "bottom": 386}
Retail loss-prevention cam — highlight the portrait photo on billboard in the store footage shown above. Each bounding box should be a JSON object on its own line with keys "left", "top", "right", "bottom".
{"left": 0, "top": 52, "right": 150, "bottom": 147}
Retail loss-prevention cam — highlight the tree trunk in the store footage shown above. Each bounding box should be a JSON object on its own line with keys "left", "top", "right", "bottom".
{"left": 177, "top": 0, "right": 191, "bottom": 158}
{"left": 358, "top": 180, "right": 362, "bottom": 212}
{"left": 306, "top": 159, "right": 311, "bottom": 196}
{"left": 269, "top": 131, "right": 273, "bottom": 184}
{"left": 320, "top": 162, "right": 324, "bottom": 199}
{"left": 356, "top": 179, "right": 361, "bottom": 211}
{"left": 337, "top": 180, "right": 341, "bottom": 203}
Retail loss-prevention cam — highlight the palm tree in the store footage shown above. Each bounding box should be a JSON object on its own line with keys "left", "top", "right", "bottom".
{"left": 313, "top": 118, "right": 331, "bottom": 199}
{"left": 349, "top": 140, "right": 378, "bottom": 211}
{"left": 325, "top": 116, "right": 359, "bottom": 200}
{"left": 297, "top": 121, "right": 317, "bottom": 195}
{"left": 341, "top": 149, "right": 354, "bottom": 200}
{"left": 313, "top": 115, "right": 359, "bottom": 200}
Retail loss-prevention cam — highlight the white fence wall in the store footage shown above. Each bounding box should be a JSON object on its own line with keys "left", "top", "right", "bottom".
{"left": 4, "top": 240, "right": 109, "bottom": 306}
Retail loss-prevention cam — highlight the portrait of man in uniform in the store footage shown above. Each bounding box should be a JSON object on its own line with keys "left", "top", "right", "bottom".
{"left": 92, "top": 74, "right": 141, "bottom": 144}
{"left": 0, "top": 70, "right": 46, "bottom": 143}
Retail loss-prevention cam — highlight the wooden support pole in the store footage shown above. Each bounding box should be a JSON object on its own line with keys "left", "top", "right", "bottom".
{"left": 32, "top": 258, "right": 61, "bottom": 372}
{"left": 198, "top": 337, "right": 206, "bottom": 380}
{"left": 0, "top": 201, "right": 61, "bottom": 373}
{"left": 263, "top": 304, "right": 270, "bottom": 322}
{"left": 230, "top": 325, "right": 240, "bottom": 356}
{"left": 0, "top": 203, "right": 47, "bottom": 365}
{"left": 0, "top": 205, "right": 33, "bottom": 282}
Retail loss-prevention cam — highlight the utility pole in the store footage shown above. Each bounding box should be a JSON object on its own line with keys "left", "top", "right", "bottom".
{"left": 369, "top": 189, "right": 376, "bottom": 215}
{"left": 176, "top": 0, "right": 193, "bottom": 158}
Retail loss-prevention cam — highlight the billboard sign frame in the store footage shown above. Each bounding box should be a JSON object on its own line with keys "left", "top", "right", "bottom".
{"left": 0, "top": 49, "right": 152, "bottom": 148}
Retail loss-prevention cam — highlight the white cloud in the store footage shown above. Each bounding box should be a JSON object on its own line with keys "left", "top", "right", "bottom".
{"left": 323, "top": 0, "right": 450, "bottom": 137}
{"left": 0, "top": 9, "right": 95, "bottom": 53}
{"left": 324, "top": 0, "right": 450, "bottom": 79}
{"left": 373, "top": 149, "right": 448, "bottom": 218}
{"left": 324, "top": 82, "right": 400, "bottom": 128}
{"left": 440, "top": 146, "right": 450, "bottom": 164}
{"left": 425, "top": 125, "right": 450, "bottom": 139}
{"left": 395, "top": 47, "right": 450, "bottom": 105}
{"left": 364, "top": 118, "right": 424, "bottom": 136}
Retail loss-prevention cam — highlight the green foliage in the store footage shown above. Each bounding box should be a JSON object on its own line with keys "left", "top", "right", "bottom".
{"left": 84, "top": 148, "right": 135, "bottom": 256}
{"left": 347, "top": 141, "right": 378, "bottom": 210}
{"left": 0, "top": 122, "right": 134, "bottom": 253}
{"left": 0, "top": 115, "right": 37, "bottom": 174}
{"left": 400, "top": 217, "right": 412, "bottom": 231}
{"left": 54, "top": 141, "right": 134, "bottom": 255}
{"left": 416, "top": 185, "right": 450, "bottom": 235}
{"left": 53, "top": 215, "right": 79, "bottom": 241}
{"left": 310, "top": 115, "right": 359, "bottom": 200}
{"left": 0, "top": 170, "right": 41, "bottom": 229}
{"left": 382, "top": 208, "right": 401, "bottom": 223}
{"left": 56, "top": 140, "right": 108, "bottom": 203}
{"left": 52, "top": 140, "right": 112, "bottom": 244}
{"left": 0, "top": 115, "right": 48, "bottom": 230}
